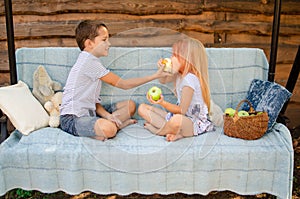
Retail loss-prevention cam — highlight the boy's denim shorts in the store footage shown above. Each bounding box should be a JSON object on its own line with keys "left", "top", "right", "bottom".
{"left": 60, "top": 114, "right": 99, "bottom": 137}
{"left": 60, "top": 103, "right": 117, "bottom": 137}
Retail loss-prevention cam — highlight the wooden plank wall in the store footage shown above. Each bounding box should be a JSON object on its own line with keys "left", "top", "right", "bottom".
{"left": 0, "top": 0, "right": 299, "bottom": 102}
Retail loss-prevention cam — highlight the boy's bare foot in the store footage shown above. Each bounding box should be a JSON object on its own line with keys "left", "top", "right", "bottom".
{"left": 166, "top": 133, "right": 183, "bottom": 142}
{"left": 130, "top": 119, "right": 138, "bottom": 124}
{"left": 118, "top": 119, "right": 137, "bottom": 129}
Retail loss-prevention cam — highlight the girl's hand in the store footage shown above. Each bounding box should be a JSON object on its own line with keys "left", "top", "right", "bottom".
{"left": 147, "top": 92, "right": 164, "bottom": 105}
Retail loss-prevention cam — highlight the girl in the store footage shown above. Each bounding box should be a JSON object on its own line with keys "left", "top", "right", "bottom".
{"left": 138, "top": 38, "right": 214, "bottom": 141}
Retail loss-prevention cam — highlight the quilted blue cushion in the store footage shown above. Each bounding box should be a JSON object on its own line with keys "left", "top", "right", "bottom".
{"left": 243, "top": 79, "right": 292, "bottom": 129}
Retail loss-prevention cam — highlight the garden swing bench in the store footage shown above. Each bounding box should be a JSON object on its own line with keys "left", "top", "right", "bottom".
{"left": 0, "top": 0, "right": 297, "bottom": 198}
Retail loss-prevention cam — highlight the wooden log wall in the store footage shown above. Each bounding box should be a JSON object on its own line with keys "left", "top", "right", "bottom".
{"left": 0, "top": 0, "right": 299, "bottom": 102}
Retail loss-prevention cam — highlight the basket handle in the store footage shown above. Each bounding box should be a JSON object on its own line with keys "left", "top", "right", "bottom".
{"left": 233, "top": 99, "right": 255, "bottom": 122}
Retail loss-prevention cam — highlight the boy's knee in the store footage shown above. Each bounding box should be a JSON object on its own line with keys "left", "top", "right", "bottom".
{"left": 95, "top": 119, "right": 117, "bottom": 139}
{"left": 128, "top": 100, "right": 136, "bottom": 116}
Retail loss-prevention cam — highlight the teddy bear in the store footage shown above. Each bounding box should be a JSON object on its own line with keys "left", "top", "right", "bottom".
{"left": 32, "top": 65, "right": 63, "bottom": 127}
{"left": 44, "top": 92, "right": 63, "bottom": 128}
{"left": 32, "top": 65, "right": 62, "bottom": 105}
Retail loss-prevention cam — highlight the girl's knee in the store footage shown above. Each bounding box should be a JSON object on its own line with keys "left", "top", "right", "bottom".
{"left": 94, "top": 119, "right": 118, "bottom": 139}
{"left": 168, "top": 114, "right": 182, "bottom": 128}
{"left": 138, "top": 103, "right": 147, "bottom": 116}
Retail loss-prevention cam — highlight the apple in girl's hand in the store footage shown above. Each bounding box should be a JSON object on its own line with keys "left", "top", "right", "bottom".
{"left": 162, "top": 58, "right": 172, "bottom": 73}
{"left": 148, "top": 86, "right": 162, "bottom": 101}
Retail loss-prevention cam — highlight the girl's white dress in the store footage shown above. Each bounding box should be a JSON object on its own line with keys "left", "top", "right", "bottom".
{"left": 175, "top": 73, "right": 214, "bottom": 135}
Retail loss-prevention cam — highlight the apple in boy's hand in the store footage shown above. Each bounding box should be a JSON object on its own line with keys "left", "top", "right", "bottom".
{"left": 162, "top": 58, "right": 172, "bottom": 73}
{"left": 224, "top": 107, "right": 235, "bottom": 117}
{"left": 148, "top": 86, "right": 162, "bottom": 101}
{"left": 238, "top": 110, "right": 249, "bottom": 117}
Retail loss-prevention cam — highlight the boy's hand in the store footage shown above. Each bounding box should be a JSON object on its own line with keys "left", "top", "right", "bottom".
{"left": 106, "top": 113, "right": 122, "bottom": 127}
{"left": 155, "top": 60, "right": 172, "bottom": 78}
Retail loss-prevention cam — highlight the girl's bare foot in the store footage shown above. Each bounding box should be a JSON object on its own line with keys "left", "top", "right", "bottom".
{"left": 143, "top": 122, "right": 159, "bottom": 134}
{"left": 166, "top": 133, "right": 184, "bottom": 142}
{"left": 143, "top": 122, "right": 151, "bottom": 130}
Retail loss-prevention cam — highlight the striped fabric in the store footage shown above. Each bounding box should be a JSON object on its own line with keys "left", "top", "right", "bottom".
{"left": 0, "top": 47, "right": 292, "bottom": 199}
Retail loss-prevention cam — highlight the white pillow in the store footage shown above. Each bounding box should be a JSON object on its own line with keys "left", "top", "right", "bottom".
{"left": 0, "top": 81, "right": 49, "bottom": 135}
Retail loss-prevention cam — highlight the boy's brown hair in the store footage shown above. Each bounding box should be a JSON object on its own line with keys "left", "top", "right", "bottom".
{"left": 75, "top": 20, "right": 107, "bottom": 51}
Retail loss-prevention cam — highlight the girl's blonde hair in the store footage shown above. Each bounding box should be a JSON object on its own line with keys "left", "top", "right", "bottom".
{"left": 172, "top": 38, "right": 211, "bottom": 111}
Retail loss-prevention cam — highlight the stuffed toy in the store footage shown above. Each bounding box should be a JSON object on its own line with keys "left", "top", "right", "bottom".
{"left": 32, "top": 65, "right": 63, "bottom": 127}
{"left": 44, "top": 92, "right": 63, "bottom": 128}
{"left": 32, "top": 65, "right": 62, "bottom": 105}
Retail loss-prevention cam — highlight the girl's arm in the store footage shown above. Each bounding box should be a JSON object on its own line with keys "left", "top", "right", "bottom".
{"left": 156, "top": 86, "right": 194, "bottom": 115}
{"left": 100, "top": 67, "right": 169, "bottom": 90}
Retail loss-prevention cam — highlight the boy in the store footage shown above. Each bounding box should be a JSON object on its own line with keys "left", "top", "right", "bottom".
{"left": 60, "top": 20, "right": 168, "bottom": 140}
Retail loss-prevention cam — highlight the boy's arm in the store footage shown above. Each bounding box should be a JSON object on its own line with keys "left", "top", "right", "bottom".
{"left": 159, "top": 74, "right": 176, "bottom": 84}
{"left": 95, "top": 103, "right": 110, "bottom": 118}
{"left": 100, "top": 67, "right": 170, "bottom": 90}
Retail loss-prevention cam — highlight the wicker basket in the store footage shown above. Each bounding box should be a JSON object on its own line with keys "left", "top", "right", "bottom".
{"left": 223, "top": 99, "right": 269, "bottom": 140}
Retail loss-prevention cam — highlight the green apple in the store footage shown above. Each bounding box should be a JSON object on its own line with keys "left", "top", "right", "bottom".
{"left": 224, "top": 107, "right": 235, "bottom": 117}
{"left": 148, "top": 86, "right": 162, "bottom": 101}
{"left": 162, "top": 58, "right": 172, "bottom": 73}
{"left": 238, "top": 110, "right": 249, "bottom": 117}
